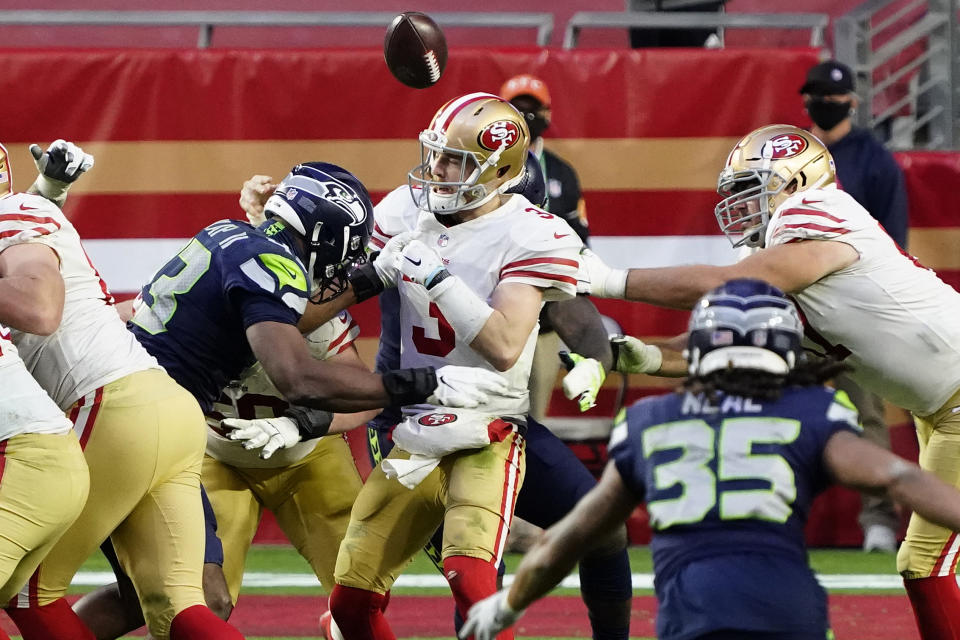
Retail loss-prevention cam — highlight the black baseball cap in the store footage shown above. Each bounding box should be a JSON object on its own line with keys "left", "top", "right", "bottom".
{"left": 799, "top": 60, "right": 855, "bottom": 95}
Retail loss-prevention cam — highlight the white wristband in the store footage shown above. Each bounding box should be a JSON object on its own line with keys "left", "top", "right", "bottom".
{"left": 32, "top": 174, "right": 70, "bottom": 201}
{"left": 428, "top": 275, "right": 495, "bottom": 344}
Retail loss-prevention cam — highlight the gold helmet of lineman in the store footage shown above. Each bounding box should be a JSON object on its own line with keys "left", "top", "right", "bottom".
{"left": 715, "top": 124, "right": 836, "bottom": 248}
{"left": 408, "top": 92, "right": 530, "bottom": 215}
{"left": 0, "top": 143, "right": 12, "bottom": 198}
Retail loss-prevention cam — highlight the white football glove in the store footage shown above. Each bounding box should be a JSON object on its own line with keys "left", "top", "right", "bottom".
{"left": 238, "top": 175, "right": 276, "bottom": 226}
{"left": 560, "top": 352, "right": 606, "bottom": 412}
{"left": 576, "top": 248, "right": 627, "bottom": 298}
{"left": 427, "top": 365, "right": 517, "bottom": 409}
{"left": 224, "top": 416, "right": 300, "bottom": 460}
{"left": 459, "top": 590, "right": 524, "bottom": 640}
{"left": 374, "top": 231, "right": 416, "bottom": 289}
{"left": 611, "top": 335, "right": 663, "bottom": 374}
{"left": 399, "top": 239, "right": 447, "bottom": 289}
{"left": 30, "top": 139, "right": 95, "bottom": 201}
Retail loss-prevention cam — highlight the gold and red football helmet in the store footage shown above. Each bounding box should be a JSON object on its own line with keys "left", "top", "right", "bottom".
{"left": 715, "top": 124, "right": 836, "bottom": 248}
{"left": 0, "top": 143, "right": 12, "bottom": 198}
{"left": 408, "top": 92, "right": 530, "bottom": 214}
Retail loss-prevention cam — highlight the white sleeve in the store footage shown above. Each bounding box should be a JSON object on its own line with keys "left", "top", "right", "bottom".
{"left": 0, "top": 196, "right": 63, "bottom": 252}
{"left": 501, "top": 213, "right": 582, "bottom": 301}
{"left": 766, "top": 196, "right": 860, "bottom": 247}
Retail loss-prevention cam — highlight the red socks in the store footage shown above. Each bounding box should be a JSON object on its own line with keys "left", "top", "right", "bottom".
{"left": 169, "top": 604, "right": 245, "bottom": 640}
{"left": 443, "top": 555, "right": 512, "bottom": 640}
{"left": 6, "top": 598, "right": 96, "bottom": 640}
{"left": 329, "top": 585, "right": 395, "bottom": 640}
{"left": 904, "top": 575, "right": 960, "bottom": 640}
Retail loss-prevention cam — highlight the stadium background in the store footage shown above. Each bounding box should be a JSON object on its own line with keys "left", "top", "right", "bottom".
{"left": 2, "top": 32, "right": 958, "bottom": 549}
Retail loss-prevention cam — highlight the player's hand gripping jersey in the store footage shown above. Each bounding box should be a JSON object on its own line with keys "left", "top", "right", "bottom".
{"left": 205, "top": 311, "right": 360, "bottom": 469}
{"left": 764, "top": 186, "right": 960, "bottom": 416}
{"left": 130, "top": 219, "right": 310, "bottom": 411}
{"left": 610, "top": 386, "right": 861, "bottom": 640}
{"left": 372, "top": 186, "right": 581, "bottom": 417}
{"left": 0, "top": 193, "right": 159, "bottom": 409}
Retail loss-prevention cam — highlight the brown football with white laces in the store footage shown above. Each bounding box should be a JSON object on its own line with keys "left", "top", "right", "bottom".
{"left": 383, "top": 12, "right": 447, "bottom": 89}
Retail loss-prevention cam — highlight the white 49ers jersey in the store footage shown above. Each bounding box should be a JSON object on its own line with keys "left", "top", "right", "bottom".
{"left": 0, "top": 193, "right": 159, "bottom": 409}
{"left": 205, "top": 311, "right": 360, "bottom": 468}
{"left": 373, "top": 186, "right": 581, "bottom": 417}
{"left": 0, "top": 325, "right": 73, "bottom": 440}
{"left": 764, "top": 186, "right": 960, "bottom": 415}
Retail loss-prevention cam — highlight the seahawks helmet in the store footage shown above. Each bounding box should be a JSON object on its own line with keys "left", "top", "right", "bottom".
{"left": 263, "top": 162, "right": 373, "bottom": 302}
{"left": 686, "top": 279, "right": 805, "bottom": 377}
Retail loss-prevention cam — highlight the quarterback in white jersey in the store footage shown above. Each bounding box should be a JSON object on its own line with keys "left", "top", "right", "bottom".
{"left": 579, "top": 124, "right": 960, "bottom": 640}
{"left": 2, "top": 141, "right": 245, "bottom": 640}
{"left": 330, "top": 93, "right": 580, "bottom": 640}
{"left": 201, "top": 310, "right": 369, "bottom": 604}
{"left": 371, "top": 184, "right": 580, "bottom": 419}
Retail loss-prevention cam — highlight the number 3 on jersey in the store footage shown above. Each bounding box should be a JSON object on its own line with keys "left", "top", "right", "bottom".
{"left": 643, "top": 418, "right": 800, "bottom": 528}
{"left": 131, "top": 238, "right": 212, "bottom": 335}
{"left": 412, "top": 302, "right": 456, "bottom": 357}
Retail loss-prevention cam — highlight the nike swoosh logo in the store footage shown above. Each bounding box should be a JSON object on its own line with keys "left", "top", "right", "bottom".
{"left": 405, "top": 256, "right": 421, "bottom": 266}
{"left": 19, "top": 203, "right": 38, "bottom": 211}
{"left": 554, "top": 232, "right": 569, "bottom": 239}
{"left": 801, "top": 198, "right": 823, "bottom": 205}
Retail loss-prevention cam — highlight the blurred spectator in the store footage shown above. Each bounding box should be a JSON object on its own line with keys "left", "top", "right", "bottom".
{"left": 501, "top": 74, "right": 589, "bottom": 421}
{"left": 801, "top": 60, "right": 909, "bottom": 247}
{"left": 801, "top": 59, "right": 910, "bottom": 553}
{"left": 627, "top": 0, "right": 726, "bottom": 48}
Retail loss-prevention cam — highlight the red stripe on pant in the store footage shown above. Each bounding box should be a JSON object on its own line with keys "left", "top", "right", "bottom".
{"left": 492, "top": 432, "right": 522, "bottom": 564}
{"left": 0, "top": 440, "right": 8, "bottom": 489}
{"left": 69, "top": 387, "right": 104, "bottom": 451}
{"left": 930, "top": 532, "right": 959, "bottom": 577}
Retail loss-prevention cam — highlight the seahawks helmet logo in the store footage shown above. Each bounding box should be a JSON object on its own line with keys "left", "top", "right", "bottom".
{"left": 320, "top": 182, "right": 368, "bottom": 224}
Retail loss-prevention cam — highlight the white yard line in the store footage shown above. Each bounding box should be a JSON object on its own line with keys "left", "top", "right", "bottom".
{"left": 70, "top": 571, "right": 912, "bottom": 591}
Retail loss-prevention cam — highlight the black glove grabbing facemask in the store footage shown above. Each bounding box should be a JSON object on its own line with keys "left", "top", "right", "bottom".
{"left": 805, "top": 98, "right": 852, "bottom": 131}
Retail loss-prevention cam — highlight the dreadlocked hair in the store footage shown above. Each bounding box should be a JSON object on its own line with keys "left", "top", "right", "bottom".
{"left": 682, "top": 356, "right": 850, "bottom": 402}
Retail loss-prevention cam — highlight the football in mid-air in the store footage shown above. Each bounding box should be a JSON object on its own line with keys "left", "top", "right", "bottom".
{"left": 383, "top": 12, "right": 447, "bottom": 89}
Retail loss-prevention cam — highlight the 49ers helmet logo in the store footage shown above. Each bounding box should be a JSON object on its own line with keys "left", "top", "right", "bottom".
{"left": 418, "top": 413, "right": 458, "bottom": 426}
{"left": 765, "top": 134, "right": 808, "bottom": 159}
{"left": 477, "top": 120, "right": 521, "bottom": 151}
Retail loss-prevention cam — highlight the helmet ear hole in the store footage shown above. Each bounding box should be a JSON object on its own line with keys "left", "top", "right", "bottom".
{"left": 496, "top": 165, "right": 510, "bottom": 178}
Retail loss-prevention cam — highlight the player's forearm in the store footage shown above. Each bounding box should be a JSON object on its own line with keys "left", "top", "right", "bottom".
{"left": 624, "top": 266, "right": 726, "bottom": 309}
{"left": 644, "top": 338, "right": 688, "bottom": 377}
{"left": 888, "top": 465, "right": 960, "bottom": 533}
{"left": 0, "top": 274, "right": 64, "bottom": 334}
{"left": 547, "top": 297, "right": 613, "bottom": 371}
{"left": 470, "top": 311, "right": 532, "bottom": 372}
{"left": 507, "top": 526, "right": 584, "bottom": 611}
{"left": 286, "top": 363, "right": 393, "bottom": 412}
{"left": 297, "top": 289, "right": 357, "bottom": 334}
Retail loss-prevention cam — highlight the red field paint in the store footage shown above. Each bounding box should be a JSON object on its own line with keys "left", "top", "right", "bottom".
{"left": 8, "top": 594, "right": 916, "bottom": 638}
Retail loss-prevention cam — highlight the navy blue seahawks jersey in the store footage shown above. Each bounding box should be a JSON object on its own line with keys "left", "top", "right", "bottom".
{"left": 609, "top": 386, "right": 860, "bottom": 640}
{"left": 130, "top": 219, "right": 310, "bottom": 411}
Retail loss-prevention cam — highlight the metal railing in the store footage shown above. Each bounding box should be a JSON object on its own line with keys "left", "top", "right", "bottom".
{"left": 0, "top": 11, "right": 554, "bottom": 48}
{"left": 834, "top": 0, "right": 958, "bottom": 149}
{"left": 564, "top": 11, "right": 829, "bottom": 48}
